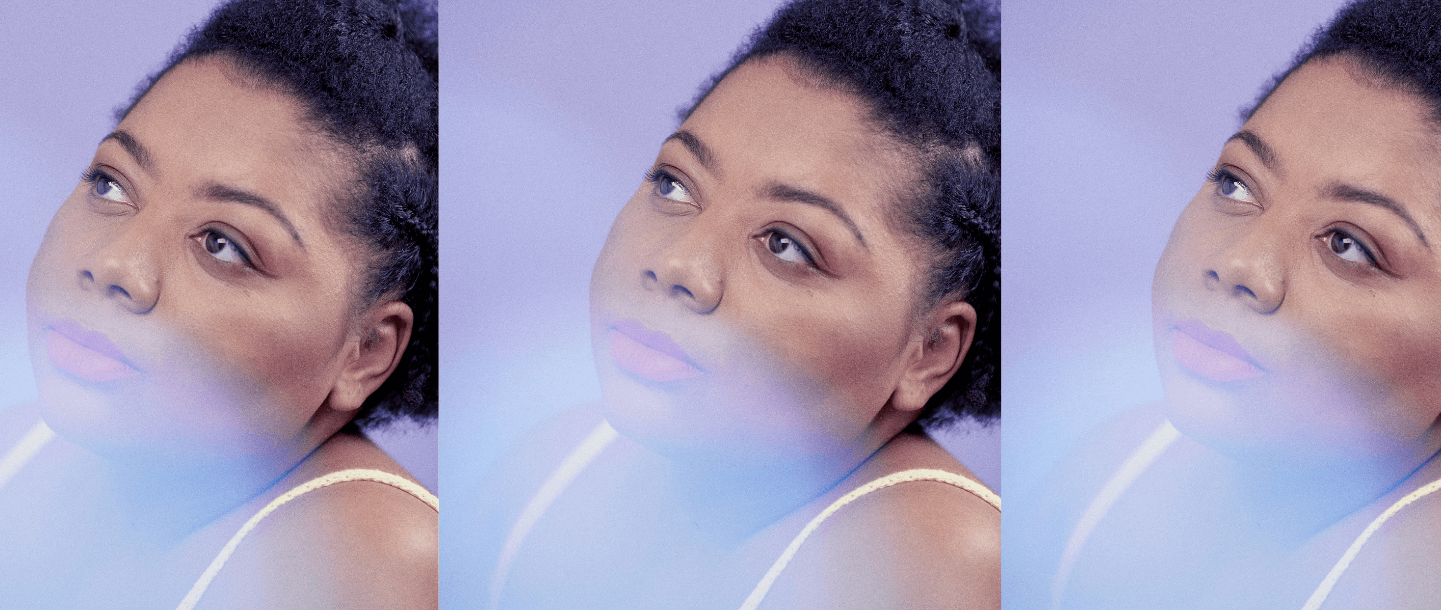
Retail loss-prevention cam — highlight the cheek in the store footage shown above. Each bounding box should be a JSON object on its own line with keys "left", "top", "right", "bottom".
{"left": 174, "top": 284, "right": 352, "bottom": 426}
{"left": 589, "top": 200, "right": 646, "bottom": 309}
{"left": 1300, "top": 292, "right": 1441, "bottom": 439}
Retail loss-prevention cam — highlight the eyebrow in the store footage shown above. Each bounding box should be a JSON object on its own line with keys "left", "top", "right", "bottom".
{"left": 1324, "top": 183, "right": 1430, "bottom": 248}
{"left": 662, "top": 128, "right": 867, "bottom": 246}
{"left": 1227, "top": 130, "right": 1280, "bottom": 174}
{"left": 663, "top": 130, "right": 718, "bottom": 174}
{"left": 199, "top": 184, "right": 306, "bottom": 247}
{"left": 100, "top": 130, "right": 154, "bottom": 174}
{"left": 763, "top": 183, "right": 868, "bottom": 247}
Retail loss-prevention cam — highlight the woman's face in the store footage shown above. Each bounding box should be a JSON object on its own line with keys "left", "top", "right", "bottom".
{"left": 27, "top": 56, "right": 367, "bottom": 461}
{"left": 1152, "top": 57, "right": 1441, "bottom": 466}
{"left": 589, "top": 57, "right": 934, "bottom": 464}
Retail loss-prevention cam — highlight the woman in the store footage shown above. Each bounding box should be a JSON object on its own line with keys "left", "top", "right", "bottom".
{"left": 458, "top": 0, "right": 1001, "bottom": 608}
{"left": 0, "top": 0, "right": 439, "bottom": 607}
{"left": 1010, "top": 0, "right": 1441, "bottom": 608}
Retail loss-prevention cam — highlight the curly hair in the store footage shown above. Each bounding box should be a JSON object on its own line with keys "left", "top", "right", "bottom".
{"left": 681, "top": 0, "right": 1000, "bottom": 428}
{"left": 121, "top": 0, "right": 438, "bottom": 430}
{"left": 1245, "top": 0, "right": 1441, "bottom": 124}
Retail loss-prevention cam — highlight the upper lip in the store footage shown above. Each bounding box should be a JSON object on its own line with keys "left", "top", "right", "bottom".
{"left": 48, "top": 318, "right": 141, "bottom": 371}
{"left": 1173, "top": 318, "right": 1265, "bottom": 372}
{"left": 611, "top": 318, "right": 704, "bottom": 371}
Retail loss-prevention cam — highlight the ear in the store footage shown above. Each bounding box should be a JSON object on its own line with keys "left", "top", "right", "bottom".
{"left": 890, "top": 299, "right": 977, "bottom": 413}
{"left": 327, "top": 300, "right": 414, "bottom": 413}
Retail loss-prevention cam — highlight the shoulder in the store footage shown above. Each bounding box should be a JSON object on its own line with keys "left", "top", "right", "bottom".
{"left": 199, "top": 434, "right": 438, "bottom": 609}
{"left": 439, "top": 402, "right": 609, "bottom": 602}
{"left": 763, "top": 434, "right": 1001, "bottom": 609}
{"left": 1323, "top": 473, "right": 1441, "bottom": 609}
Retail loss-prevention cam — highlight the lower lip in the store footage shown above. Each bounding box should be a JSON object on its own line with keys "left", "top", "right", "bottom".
{"left": 1171, "top": 328, "right": 1264, "bottom": 383}
{"left": 47, "top": 330, "right": 140, "bottom": 383}
{"left": 609, "top": 328, "right": 702, "bottom": 383}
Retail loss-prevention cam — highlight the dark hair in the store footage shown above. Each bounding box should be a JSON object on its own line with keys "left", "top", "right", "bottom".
{"left": 122, "top": 0, "right": 438, "bottom": 429}
{"left": 682, "top": 0, "right": 1000, "bottom": 428}
{"left": 1244, "top": 0, "right": 1441, "bottom": 124}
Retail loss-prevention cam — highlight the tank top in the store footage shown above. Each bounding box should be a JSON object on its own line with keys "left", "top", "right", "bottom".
{"left": 1051, "top": 420, "right": 1441, "bottom": 610}
{"left": 0, "top": 420, "right": 440, "bottom": 610}
{"left": 489, "top": 421, "right": 1001, "bottom": 610}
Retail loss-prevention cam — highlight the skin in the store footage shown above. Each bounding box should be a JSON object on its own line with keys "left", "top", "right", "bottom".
{"left": 1052, "top": 56, "right": 1441, "bottom": 609}
{"left": 5, "top": 55, "right": 436, "bottom": 608}
{"left": 590, "top": 55, "right": 975, "bottom": 472}
{"left": 492, "top": 55, "right": 998, "bottom": 609}
{"left": 1153, "top": 56, "right": 1441, "bottom": 482}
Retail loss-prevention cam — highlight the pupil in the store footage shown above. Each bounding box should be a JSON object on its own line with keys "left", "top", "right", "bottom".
{"left": 207, "top": 233, "right": 225, "bottom": 253}
{"left": 1331, "top": 233, "right": 1350, "bottom": 253}
{"left": 769, "top": 234, "right": 787, "bottom": 253}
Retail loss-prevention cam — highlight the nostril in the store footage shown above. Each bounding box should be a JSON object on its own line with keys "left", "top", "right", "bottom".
{"left": 109, "top": 285, "right": 133, "bottom": 300}
{"left": 1233, "top": 285, "right": 1257, "bottom": 300}
{"left": 671, "top": 285, "right": 695, "bottom": 300}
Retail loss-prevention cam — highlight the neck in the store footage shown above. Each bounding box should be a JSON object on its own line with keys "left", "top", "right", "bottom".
{"left": 1217, "top": 439, "right": 1441, "bottom": 544}
{"left": 651, "top": 435, "right": 891, "bottom": 544}
{"left": 91, "top": 434, "right": 328, "bottom": 547}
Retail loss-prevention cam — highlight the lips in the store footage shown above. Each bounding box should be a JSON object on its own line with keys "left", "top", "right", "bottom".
{"left": 608, "top": 319, "right": 703, "bottom": 383}
{"left": 1171, "top": 319, "right": 1265, "bottom": 383}
{"left": 45, "top": 319, "right": 140, "bottom": 383}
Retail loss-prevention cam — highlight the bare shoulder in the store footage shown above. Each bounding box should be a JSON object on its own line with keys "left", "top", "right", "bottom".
{"left": 200, "top": 433, "right": 438, "bottom": 609}
{"left": 1324, "top": 475, "right": 1441, "bottom": 609}
{"left": 764, "top": 434, "right": 1000, "bottom": 609}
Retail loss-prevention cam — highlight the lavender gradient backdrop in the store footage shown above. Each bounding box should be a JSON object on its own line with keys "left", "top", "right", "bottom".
{"left": 439, "top": 0, "right": 1002, "bottom": 512}
{"left": 0, "top": 0, "right": 435, "bottom": 491}
{"left": 1003, "top": 0, "right": 1350, "bottom": 600}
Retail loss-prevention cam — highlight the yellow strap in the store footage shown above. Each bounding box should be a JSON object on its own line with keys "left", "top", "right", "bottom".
{"left": 1052, "top": 421, "right": 1179, "bottom": 609}
{"left": 1300, "top": 476, "right": 1441, "bottom": 610}
{"left": 489, "top": 421, "right": 618, "bottom": 610}
{"left": 0, "top": 421, "right": 54, "bottom": 493}
{"left": 176, "top": 468, "right": 438, "bottom": 610}
{"left": 738, "top": 468, "right": 1000, "bottom": 610}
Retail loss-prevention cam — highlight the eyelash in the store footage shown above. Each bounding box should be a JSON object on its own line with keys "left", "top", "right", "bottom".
{"left": 82, "top": 167, "right": 260, "bottom": 271}
{"left": 81, "top": 167, "right": 129, "bottom": 201}
{"left": 644, "top": 168, "right": 822, "bottom": 272}
{"left": 1319, "top": 227, "right": 1381, "bottom": 269}
{"left": 761, "top": 228, "right": 819, "bottom": 268}
{"left": 1204, "top": 169, "right": 1387, "bottom": 271}
{"left": 1206, "top": 167, "right": 1256, "bottom": 203}
{"left": 643, "top": 167, "right": 694, "bottom": 202}
{"left": 196, "top": 227, "right": 256, "bottom": 269}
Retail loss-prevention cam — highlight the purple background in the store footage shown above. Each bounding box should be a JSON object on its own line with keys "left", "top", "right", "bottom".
{"left": 439, "top": 0, "right": 1001, "bottom": 508}
{"left": 0, "top": 0, "right": 435, "bottom": 491}
{"left": 1002, "top": 0, "right": 1350, "bottom": 582}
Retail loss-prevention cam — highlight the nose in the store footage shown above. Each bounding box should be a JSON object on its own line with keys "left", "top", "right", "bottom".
{"left": 1204, "top": 225, "right": 1285, "bottom": 314}
{"left": 77, "top": 226, "right": 161, "bottom": 315}
{"left": 641, "top": 230, "right": 724, "bottom": 315}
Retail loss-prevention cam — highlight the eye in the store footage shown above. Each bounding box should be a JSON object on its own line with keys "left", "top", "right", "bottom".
{"left": 646, "top": 168, "right": 694, "bottom": 204}
{"left": 763, "top": 230, "right": 815, "bottom": 266}
{"left": 197, "top": 229, "right": 253, "bottom": 267}
{"left": 1208, "top": 168, "right": 1257, "bottom": 204}
{"left": 1321, "top": 229, "right": 1378, "bottom": 267}
{"left": 82, "top": 168, "right": 132, "bottom": 204}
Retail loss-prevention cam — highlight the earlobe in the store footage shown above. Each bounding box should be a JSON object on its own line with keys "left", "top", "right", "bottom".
{"left": 891, "top": 299, "right": 977, "bottom": 413}
{"left": 328, "top": 300, "right": 414, "bottom": 413}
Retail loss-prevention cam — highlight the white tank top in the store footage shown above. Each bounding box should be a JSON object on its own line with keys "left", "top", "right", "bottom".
{"left": 1051, "top": 420, "right": 1441, "bottom": 610}
{"left": 489, "top": 421, "right": 1000, "bottom": 610}
{"left": 0, "top": 420, "right": 439, "bottom": 610}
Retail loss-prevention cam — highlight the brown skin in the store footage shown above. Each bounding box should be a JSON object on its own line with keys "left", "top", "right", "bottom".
{"left": 8, "top": 56, "right": 436, "bottom": 608}
{"left": 1054, "top": 57, "right": 1441, "bottom": 609}
{"left": 514, "top": 55, "right": 997, "bottom": 607}
{"left": 1154, "top": 56, "right": 1441, "bottom": 482}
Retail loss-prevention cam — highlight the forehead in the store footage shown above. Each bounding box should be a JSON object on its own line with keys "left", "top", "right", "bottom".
{"left": 681, "top": 57, "right": 917, "bottom": 226}
{"left": 118, "top": 57, "right": 354, "bottom": 231}
{"left": 1245, "top": 59, "right": 1441, "bottom": 202}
